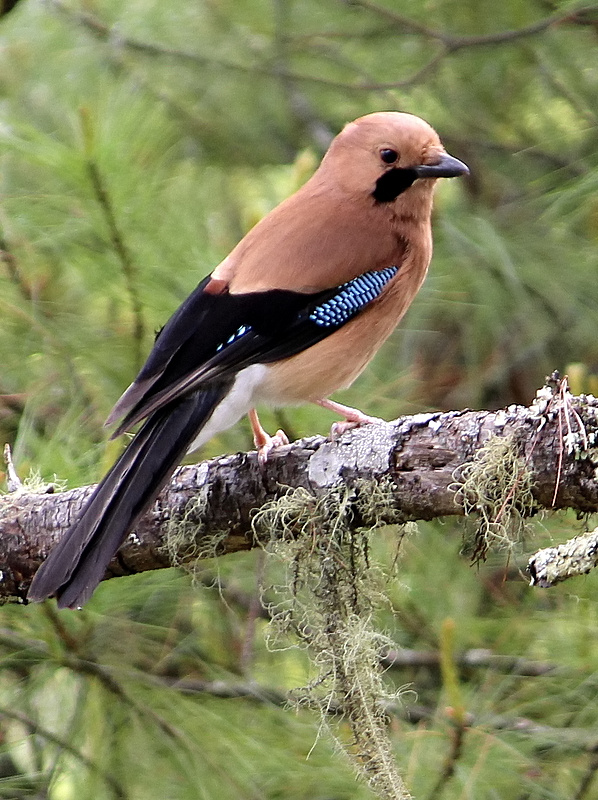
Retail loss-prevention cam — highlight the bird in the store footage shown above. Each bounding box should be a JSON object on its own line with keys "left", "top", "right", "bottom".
{"left": 27, "top": 111, "right": 468, "bottom": 609}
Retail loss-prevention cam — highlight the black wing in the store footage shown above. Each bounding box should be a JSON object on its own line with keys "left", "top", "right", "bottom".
{"left": 110, "top": 266, "right": 399, "bottom": 436}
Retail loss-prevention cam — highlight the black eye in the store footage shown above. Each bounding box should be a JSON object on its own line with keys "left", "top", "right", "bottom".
{"left": 380, "top": 148, "right": 398, "bottom": 164}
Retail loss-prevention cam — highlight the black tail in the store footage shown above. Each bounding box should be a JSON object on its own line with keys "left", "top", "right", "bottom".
{"left": 27, "top": 385, "right": 229, "bottom": 609}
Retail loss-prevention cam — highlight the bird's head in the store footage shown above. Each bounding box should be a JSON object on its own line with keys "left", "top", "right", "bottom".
{"left": 320, "top": 111, "right": 469, "bottom": 204}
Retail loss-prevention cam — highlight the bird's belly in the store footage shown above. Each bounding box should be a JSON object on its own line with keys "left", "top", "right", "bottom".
{"left": 187, "top": 364, "right": 268, "bottom": 452}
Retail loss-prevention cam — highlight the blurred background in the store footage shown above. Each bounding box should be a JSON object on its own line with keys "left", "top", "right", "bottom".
{"left": 1, "top": 0, "right": 598, "bottom": 797}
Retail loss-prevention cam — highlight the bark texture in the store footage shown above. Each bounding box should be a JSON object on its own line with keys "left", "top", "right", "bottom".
{"left": 2, "top": 387, "right": 597, "bottom": 603}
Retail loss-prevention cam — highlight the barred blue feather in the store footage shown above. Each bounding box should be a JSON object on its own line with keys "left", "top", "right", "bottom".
{"left": 309, "top": 266, "right": 398, "bottom": 327}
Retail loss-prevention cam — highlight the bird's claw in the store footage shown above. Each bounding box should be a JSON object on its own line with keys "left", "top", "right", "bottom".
{"left": 316, "top": 399, "right": 384, "bottom": 440}
{"left": 256, "top": 429, "right": 289, "bottom": 466}
{"left": 329, "top": 414, "right": 383, "bottom": 440}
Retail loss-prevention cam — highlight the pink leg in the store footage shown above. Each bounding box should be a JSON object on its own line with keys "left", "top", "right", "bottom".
{"left": 248, "top": 408, "right": 289, "bottom": 466}
{"left": 316, "top": 398, "right": 383, "bottom": 439}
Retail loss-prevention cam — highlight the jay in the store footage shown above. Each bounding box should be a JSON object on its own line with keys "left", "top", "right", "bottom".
{"left": 28, "top": 111, "right": 468, "bottom": 608}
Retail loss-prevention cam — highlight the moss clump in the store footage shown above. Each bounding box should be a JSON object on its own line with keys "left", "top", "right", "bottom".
{"left": 165, "top": 494, "right": 229, "bottom": 571}
{"left": 453, "top": 434, "right": 535, "bottom": 562}
{"left": 354, "top": 476, "right": 411, "bottom": 530}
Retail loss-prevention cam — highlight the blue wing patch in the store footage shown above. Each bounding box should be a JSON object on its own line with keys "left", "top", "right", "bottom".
{"left": 216, "top": 324, "right": 251, "bottom": 353}
{"left": 309, "top": 266, "right": 398, "bottom": 327}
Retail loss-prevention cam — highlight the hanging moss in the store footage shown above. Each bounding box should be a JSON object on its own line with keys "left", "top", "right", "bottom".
{"left": 252, "top": 484, "right": 412, "bottom": 800}
{"left": 452, "top": 434, "right": 535, "bottom": 562}
{"left": 165, "top": 494, "right": 230, "bottom": 571}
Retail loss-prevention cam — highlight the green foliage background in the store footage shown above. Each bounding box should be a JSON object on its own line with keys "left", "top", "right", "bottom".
{"left": 1, "top": 0, "right": 598, "bottom": 798}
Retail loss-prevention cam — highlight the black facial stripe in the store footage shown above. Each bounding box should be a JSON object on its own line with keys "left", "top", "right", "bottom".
{"left": 373, "top": 168, "right": 417, "bottom": 203}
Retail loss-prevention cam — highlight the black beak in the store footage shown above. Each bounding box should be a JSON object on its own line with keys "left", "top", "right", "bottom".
{"left": 414, "top": 153, "right": 469, "bottom": 179}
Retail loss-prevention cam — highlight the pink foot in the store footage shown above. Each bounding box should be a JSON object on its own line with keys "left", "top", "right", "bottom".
{"left": 316, "top": 399, "right": 384, "bottom": 440}
{"left": 256, "top": 429, "right": 290, "bottom": 466}
{"left": 248, "top": 409, "right": 289, "bottom": 466}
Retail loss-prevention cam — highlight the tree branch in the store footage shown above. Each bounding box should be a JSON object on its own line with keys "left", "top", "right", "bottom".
{"left": 1, "top": 383, "right": 597, "bottom": 604}
{"left": 343, "top": 0, "right": 598, "bottom": 50}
